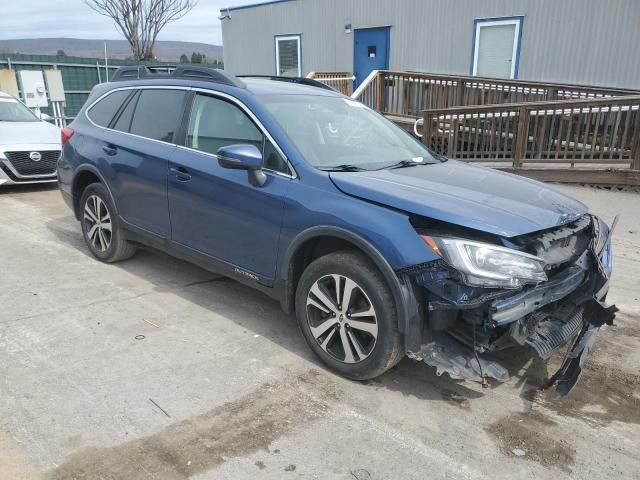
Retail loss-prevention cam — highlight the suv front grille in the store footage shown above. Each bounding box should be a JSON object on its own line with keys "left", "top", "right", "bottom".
{"left": 4, "top": 150, "right": 60, "bottom": 176}
{"left": 515, "top": 215, "right": 592, "bottom": 273}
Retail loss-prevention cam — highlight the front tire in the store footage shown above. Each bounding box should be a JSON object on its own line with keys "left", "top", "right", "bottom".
{"left": 295, "top": 251, "right": 404, "bottom": 380}
{"left": 80, "top": 183, "right": 136, "bottom": 263}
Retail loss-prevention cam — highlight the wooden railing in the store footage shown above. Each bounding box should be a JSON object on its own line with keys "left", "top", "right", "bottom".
{"left": 352, "top": 70, "right": 639, "bottom": 118}
{"left": 307, "top": 71, "right": 355, "bottom": 96}
{"left": 421, "top": 96, "right": 640, "bottom": 169}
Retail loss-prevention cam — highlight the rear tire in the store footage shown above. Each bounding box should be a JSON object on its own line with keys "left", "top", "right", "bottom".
{"left": 295, "top": 251, "right": 404, "bottom": 380}
{"left": 80, "top": 183, "right": 136, "bottom": 263}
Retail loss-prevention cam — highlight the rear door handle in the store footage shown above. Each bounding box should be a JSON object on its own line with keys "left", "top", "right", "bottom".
{"left": 170, "top": 166, "right": 192, "bottom": 182}
{"left": 102, "top": 144, "right": 117, "bottom": 156}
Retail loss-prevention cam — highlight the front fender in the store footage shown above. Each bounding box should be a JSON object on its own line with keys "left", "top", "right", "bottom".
{"left": 279, "top": 225, "right": 423, "bottom": 347}
{"left": 278, "top": 180, "right": 439, "bottom": 271}
{"left": 276, "top": 179, "right": 437, "bottom": 349}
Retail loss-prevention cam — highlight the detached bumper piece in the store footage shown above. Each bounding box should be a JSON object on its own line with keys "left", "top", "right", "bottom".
{"left": 408, "top": 332, "right": 509, "bottom": 384}
{"left": 524, "top": 308, "right": 585, "bottom": 358}
{"left": 545, "top": 298, "right": 617, "bottom": 397}
{"left": 408, "top": 214, "right": 617, "bottom": 398}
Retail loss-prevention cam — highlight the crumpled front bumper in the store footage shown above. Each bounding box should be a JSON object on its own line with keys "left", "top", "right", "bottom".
{"left": 407, "top": 216, "right": 617, "bottom": 397}
{"left": 542, "top": 231, "right": 617, "bottom": 396}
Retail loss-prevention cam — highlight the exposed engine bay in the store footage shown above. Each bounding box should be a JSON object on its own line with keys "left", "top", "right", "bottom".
{"left": 405, "top": 213, "right": 618, "bottom": 397}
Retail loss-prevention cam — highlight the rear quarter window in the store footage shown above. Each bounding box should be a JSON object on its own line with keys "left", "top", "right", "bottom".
{"left": 129, "top": 89, "right": 186, "bottom": 143}
{"left": 87, "top": 90, "right": 131, "bottom": 127}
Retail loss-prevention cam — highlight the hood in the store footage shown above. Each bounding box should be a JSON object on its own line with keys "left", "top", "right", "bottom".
{"left": 0, "top": 120, "right": 60, "bottom": 146}
{"left": 329, "top": 161, "right": 588, "bottom": 238}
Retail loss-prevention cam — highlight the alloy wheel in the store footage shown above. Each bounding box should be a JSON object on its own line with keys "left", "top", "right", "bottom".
{"left": 306, "top": 274, "right": 378, "bottom": 363}
{"left": 83, "top": 195, "right": 112, "bottom": 252}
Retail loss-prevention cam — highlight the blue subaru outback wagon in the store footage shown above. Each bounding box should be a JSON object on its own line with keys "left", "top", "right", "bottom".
{"left": 58, "top": 66, "right": 616, "bottom": 396}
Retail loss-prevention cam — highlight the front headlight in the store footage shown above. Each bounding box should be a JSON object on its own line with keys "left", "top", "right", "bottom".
{"left": 421, "top": 235, "right": 547, "bottom": 289}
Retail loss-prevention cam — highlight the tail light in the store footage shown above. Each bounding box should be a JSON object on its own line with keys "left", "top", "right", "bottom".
{"left": 61, "top": 127, "right": 74, "bottom": 146}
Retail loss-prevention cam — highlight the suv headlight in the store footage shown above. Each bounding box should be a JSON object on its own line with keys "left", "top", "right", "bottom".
{"left": 421, "top": 235, "right": 547, "bottom": 289}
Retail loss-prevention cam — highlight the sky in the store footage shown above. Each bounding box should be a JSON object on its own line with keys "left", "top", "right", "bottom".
{"left": 0, "top": 0, "right": 252, "bottom": 45}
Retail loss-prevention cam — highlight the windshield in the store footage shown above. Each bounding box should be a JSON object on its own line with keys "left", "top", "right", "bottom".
{"left": 261, "top": 95, "right": 440, "bottom": 170}
{"left": 0, "top": 98, "right": 39, "bottom": 122}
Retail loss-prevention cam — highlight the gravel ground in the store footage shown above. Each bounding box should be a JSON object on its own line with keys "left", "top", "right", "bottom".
{"left": 0, "top": 183, "right": 638, "bottom": 480}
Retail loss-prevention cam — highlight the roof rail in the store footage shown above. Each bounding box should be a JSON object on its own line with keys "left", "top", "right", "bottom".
{"left": 237, "top": 75, "right": 337, "bottom": 92}
{"left": 111, "top": 65, "right": 245, "bottom": 88}
{"left": 110, "top": 65, "right": 174, "bottom": 81}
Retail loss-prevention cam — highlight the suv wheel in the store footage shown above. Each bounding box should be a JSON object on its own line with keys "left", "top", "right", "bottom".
{"left": 80, "top": 183, "right": 136, "bottom": 263}
{"left": 295, "top": 251, "right": 404, "bottom": 380}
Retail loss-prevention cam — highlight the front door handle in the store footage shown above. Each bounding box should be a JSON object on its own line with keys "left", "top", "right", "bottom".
{"left": 102, "top": 144, "right": 117, "bottom": 156}
{"left": 170, "top": 166, "right": 192, "bottom": 182}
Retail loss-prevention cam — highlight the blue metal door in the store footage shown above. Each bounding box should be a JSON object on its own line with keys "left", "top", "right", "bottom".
{"left": 354, "top": 27, "right": 390, "bottom": 87}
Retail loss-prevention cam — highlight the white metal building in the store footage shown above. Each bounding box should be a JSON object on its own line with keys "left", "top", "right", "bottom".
{"left": 220, "top": 0, "right": 640, "bottom": 88}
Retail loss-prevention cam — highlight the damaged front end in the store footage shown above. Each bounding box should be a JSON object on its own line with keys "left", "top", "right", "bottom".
{"left": 405, "top": 214, "right": 618, "bottom": 397}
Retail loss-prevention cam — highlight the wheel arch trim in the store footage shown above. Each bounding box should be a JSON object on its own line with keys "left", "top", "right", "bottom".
{"left": 71, "top": 165, "right": 118, "bottom": 220}
{"left": 279, "top": 226, "right": 421, "bottom": 342}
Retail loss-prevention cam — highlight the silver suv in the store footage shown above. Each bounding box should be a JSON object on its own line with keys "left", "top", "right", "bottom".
{"left": 0, "top": 91, "right": 61, "bottom": 186}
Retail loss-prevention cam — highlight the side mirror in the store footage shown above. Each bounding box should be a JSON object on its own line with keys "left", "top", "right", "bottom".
{"left": 217, "top": 144, "right": 267, "bottom": 187}
{"left": 39, "top": 112, "right": 52, "bottom": 121}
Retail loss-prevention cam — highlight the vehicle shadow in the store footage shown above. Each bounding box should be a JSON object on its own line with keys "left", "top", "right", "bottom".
{"left": 45, "top": 215, "right": 543, "bottom": 407}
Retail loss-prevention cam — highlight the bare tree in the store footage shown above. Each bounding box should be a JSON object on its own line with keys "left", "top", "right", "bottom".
{"left": 84, "top": 0, "right": 198, "bottom": 60}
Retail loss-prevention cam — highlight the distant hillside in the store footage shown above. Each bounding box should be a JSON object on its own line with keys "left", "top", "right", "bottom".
{"left": 0, "top": 38, "right": 222, "bottom": 62}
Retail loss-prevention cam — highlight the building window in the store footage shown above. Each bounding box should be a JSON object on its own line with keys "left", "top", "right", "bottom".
{"left": 275, "top": 34, "right": 302, "bottom": 77}
{"left": 471, "top": 17, "right": 523, "bottom": 79}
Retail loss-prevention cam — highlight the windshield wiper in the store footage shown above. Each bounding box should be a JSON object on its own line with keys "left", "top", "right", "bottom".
{"left": 377, "top": 159, "right": 436, "bottom": 170}
{"left": 319, "top": 164, "right": 367, "bottom": 172}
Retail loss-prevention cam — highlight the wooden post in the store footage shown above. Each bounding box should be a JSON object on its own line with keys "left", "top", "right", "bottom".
{"left": 375, "top": 73, "right": 385, "bottom": 113}
{"left": 403, "top": 76, "right": 410, "bottom": 115}
{"left": 632, "top": 133, "right": 640, "bottom": 170}
{"left": 513, "top": 107, "right": 529, "bottom": 168}
{"left": 455, "top": 80, "right": 466, "bottom": 107}
{"left": 631, "top": 110, "right": 640, "bottom": 170}
{"left": 447, "top": 118, "right": 458, "bottom": 158}
{"left": 422, "top": 111, "right": 433, "bottom": 148}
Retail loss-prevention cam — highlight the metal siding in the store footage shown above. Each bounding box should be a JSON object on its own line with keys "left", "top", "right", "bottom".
{"left": 222, "top": 0, "right": 640, "bottom": 89}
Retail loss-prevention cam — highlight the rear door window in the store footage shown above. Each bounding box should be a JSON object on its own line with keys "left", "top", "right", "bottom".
{"left": 129, "top": 89, "right": 187, "bottom": 143}
{"left": 87, "top": 90, "right": 131, "bottom": 127}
